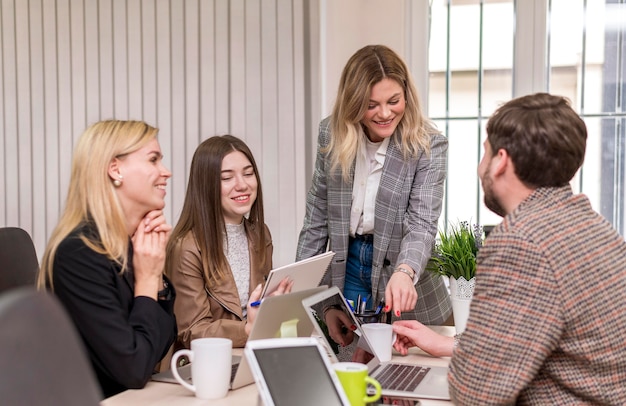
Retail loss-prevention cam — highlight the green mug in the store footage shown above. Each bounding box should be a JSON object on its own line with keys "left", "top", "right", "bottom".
{"left": 333, "top": 362, "right": 382, "bottom": 406}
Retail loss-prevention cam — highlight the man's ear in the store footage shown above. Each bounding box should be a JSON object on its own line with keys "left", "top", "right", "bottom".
{"left": 492, "top": 148, "right": 509, "bottom": 176}
{"left": 108, "top": 158, "right": 121, "bottom": 181}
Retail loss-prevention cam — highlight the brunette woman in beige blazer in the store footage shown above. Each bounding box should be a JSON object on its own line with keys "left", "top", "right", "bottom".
{"left": 166, "top": 136, "right": 291, "bottom": 352}
{"left": 297, "top": 45, "right": 451, "bottom": 325}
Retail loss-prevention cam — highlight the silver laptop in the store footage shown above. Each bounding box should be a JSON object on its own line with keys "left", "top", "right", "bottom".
{"left": 301, "top": 286, "right": 450, "bottom": 400}
{"left": 152, "top": 286, "right": 328, "bottom": 390}
{"left": 245, "top": 337, "right": 350, "bottom": 406}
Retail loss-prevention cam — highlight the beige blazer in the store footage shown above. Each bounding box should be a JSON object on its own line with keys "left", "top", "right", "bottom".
{"left": 168, "top": 221, "right": 272, "bottom": 351}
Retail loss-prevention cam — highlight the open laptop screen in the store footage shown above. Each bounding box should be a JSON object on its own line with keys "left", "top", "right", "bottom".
{"left": 302, "top": 287, "right": 451, "bottom": 401}
{"left": 250, "top": 345, "right": 344, "bottom": 406}
{"left": 303, "top": 288, "right": 377, "bottom": 365}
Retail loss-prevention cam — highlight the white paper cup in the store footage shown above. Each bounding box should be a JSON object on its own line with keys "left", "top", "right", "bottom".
{"left": 451, "top": 297, "right": 471, "bottom": 334}
{"left": 170, "top": 337, "right": 232, "bottom": 399}
{"left": 361, "top": 323, "right": 396, "bottom": 363}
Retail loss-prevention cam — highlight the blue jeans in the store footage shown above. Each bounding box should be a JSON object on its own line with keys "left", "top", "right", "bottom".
{"left": 343, "top": 236, "right": 374, "bottom": 311}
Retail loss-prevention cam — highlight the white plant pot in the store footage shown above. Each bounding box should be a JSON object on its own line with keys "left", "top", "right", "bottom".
{"left": 449, "top": 276, "right": 475, "bottom": 334}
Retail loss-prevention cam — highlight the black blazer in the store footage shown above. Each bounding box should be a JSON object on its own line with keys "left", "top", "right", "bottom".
{"left": 52, "top": 223, "right": 177, "bottom": 398}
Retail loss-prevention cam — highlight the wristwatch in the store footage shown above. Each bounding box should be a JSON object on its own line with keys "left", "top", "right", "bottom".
{"left": 394, "top": 266, "right": 415, "bottom": 280}
{"left": 157, "top": 279, "right": 171, "bottom": 300}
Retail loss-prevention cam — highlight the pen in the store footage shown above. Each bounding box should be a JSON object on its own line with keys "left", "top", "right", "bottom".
{"left": 346, "top": 299, "right": 355, "bottom": 312}
{"left": 375, "top": 300, "right": 384, "bottom": 314}
{"left": 250, "top": 300, "right": 262, "bottom": 307}
{"left": 356, "top": 294, "right": 362, "bottom": 313}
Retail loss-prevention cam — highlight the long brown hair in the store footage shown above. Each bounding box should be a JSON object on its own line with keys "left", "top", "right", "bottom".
{"left": 166, "top": 135, "right": 267, "bottom": 283}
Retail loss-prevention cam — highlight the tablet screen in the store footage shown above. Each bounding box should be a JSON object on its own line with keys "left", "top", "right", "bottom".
{"left": 251, "top": 345, "right": 344, "bottom": 406}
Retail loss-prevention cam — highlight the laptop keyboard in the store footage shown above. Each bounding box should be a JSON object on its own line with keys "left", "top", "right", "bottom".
{"left": 370, "top": 363, "right": 430, "bottom": 392}
{"left": 230, "top": 362, "right": 240, "bottom": 383}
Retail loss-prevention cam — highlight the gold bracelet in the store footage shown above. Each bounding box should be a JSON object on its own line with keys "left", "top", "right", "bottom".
{"left": 394, "top": 266, "right": 415, "bottom": 280}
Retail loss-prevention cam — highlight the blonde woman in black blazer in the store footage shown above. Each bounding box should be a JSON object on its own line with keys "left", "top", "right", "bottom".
{"left": 37, "top": 120, "right": 177, "bottom": 398}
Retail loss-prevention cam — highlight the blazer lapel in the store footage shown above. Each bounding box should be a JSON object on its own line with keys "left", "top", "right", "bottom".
{"left": 122, "top": 268, "right": 134, "bottom": 292}
{"left": 122, "top": 241, "right": 136, "bottom": 292}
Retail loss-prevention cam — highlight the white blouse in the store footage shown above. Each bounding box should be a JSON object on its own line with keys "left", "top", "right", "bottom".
{"left": 350, "top": 136, "right": 389, "bottom": 236}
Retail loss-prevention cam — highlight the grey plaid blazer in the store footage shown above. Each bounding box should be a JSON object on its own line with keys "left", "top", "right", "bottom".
{"left": 297, "top": 117, "right": 452, "bottom": 324}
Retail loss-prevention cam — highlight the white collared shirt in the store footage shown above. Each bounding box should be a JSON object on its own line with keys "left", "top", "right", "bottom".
{"left": 350, "top": 136, "right": 390, "bottom": 236}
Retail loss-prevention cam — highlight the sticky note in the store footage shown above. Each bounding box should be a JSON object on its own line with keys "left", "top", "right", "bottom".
{"left": 278, "top": 318, "right": 299, "bottom": 338}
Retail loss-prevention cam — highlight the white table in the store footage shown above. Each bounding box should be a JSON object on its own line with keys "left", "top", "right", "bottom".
{"left": 101, "top": 326, "right": 455, "bottom": 406}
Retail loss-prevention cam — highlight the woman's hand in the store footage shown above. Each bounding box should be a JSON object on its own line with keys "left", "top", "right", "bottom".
{"left": 132, "top": 210, "right": 171, "bottom": 300}
{"left": 268, "top": 277, "right": 294, "bottom": 298}
{"left": 141, "top": 209, "right": 172, "bottom": 234}
{"left": 245, "top": 278, "right": 294, "bottom": 336}
{"left": 392, "top": 320, "right": 454, "bottom": 357}
{"left": 245, "top": 284, "right": 263, "bottom": 336}
{"left": 351, "top": 346, "right": 374, "bottom": 364}
{"left": 324, "top": 308, "right": 357, "bottom": 347}
{"left": 384, "top": 267, "right": 418, "bottom": 317}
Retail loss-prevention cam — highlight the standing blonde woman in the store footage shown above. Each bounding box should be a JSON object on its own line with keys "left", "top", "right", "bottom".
{"left": 297, "top": 45, "right": 451, "bottom": 324}
{"left": 37, "top": 120, "right": 177, "bottom": 399}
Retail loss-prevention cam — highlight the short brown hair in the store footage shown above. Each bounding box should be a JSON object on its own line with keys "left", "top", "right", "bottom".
{"left": 486, "top": 93, "right": 587, "bottom": 187}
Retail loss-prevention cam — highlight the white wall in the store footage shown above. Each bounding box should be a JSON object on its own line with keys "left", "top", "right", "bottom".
{"left": 320, "top": 0, "right": 430, "bottom": 117}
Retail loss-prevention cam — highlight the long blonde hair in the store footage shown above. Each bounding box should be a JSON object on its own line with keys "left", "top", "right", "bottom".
{"left": 328, "top": 44, "right": 439, "bottom": 181}
{"left": 37, "top": 120, "right": 158, "bottom": 290}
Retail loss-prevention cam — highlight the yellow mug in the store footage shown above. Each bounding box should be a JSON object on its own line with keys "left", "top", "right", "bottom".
{"left": 333, "top": 362, "right": 382, "bottom": 406}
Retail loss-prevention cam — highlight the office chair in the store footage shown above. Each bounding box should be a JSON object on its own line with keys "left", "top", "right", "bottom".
{"left": 0, "top": 287, "right": 102, "bottom": 405}
{"left": 0, "top": 227, "right": 39, "bottom": 292}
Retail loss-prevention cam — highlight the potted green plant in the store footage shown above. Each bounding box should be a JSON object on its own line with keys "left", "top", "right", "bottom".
{"left": 427, "top": 221, "right": 484, "bottom": 333}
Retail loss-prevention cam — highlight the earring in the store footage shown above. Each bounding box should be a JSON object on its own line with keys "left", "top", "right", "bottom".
{"left": 113, "top": 175, "right": 123, "bottom": 187}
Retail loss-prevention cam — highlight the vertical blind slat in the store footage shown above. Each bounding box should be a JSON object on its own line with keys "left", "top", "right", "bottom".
{"left": 1, "top": 0, "right": 314, "bottom": 267}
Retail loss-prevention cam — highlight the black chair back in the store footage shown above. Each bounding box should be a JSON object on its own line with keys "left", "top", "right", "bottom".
{"left": 0, "top": 287, "right": 102, "bottom": 404}
{"left": 0, "top": 227, "right": 39, "bottom": 291}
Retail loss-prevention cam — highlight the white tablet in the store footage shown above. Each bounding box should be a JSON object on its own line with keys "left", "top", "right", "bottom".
{"left": 260, "top": 251, "right": 335, "bottom": 298}
{"left": 244, "top": 337, "right": 350, "bottom": 406}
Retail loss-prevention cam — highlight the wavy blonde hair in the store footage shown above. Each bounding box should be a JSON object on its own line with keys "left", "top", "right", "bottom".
{"left": 327, "top": 44, "right": 439, "bottom": 181}
{"left": 37, "top": 120, "right": 158, "bottom": 290}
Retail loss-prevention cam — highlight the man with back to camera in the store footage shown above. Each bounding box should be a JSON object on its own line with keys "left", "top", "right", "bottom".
{"left": 392, "top": 93, "right": 626, "bottom": 404}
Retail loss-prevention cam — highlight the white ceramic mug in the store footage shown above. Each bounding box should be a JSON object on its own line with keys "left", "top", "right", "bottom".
{"left": 362, "top": 323, "right": 396, "bottom": 363}
{"left": 170, "top": 337, "right": 232, "bottom": 399}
